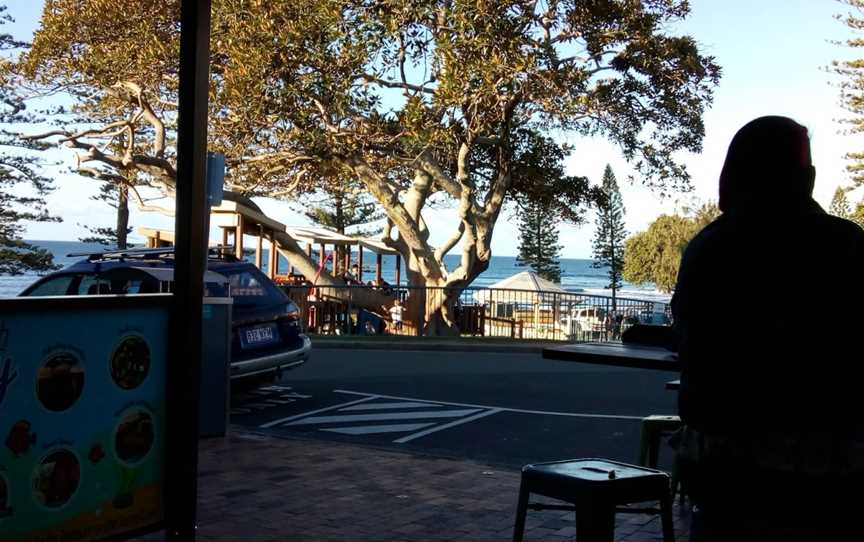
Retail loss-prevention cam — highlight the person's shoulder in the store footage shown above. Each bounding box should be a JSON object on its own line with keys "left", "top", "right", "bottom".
{"left": 806, "top": 213, "right": 864, "bottom": 248}
{"left": 682, "top": 215, "right": 728, "bottom": 256}
{"left": 812, "top": 212, "right": 864, "bottom": 234}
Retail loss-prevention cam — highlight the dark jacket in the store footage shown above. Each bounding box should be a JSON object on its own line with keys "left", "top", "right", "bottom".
{"left": 671, "top": 199, "right": 864, "bottom": 436}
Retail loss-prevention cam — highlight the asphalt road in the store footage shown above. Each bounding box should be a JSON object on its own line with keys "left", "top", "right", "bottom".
{"left": 230, "top": 346, "right": 678, "bottom": 468}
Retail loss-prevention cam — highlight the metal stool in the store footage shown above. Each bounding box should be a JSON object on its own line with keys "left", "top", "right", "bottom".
{"left": 638, "top": 415, "right": 686, "bottom": 502}
{"left": 512, "top": 458, "right": 674, "bottom": 542}
{"left": 638, "top": 415, "right": 681, "bottom": 468}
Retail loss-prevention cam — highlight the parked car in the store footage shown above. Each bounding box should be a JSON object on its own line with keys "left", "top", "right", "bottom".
{"left": 561, "top": 307, "right": 607, "bottom": 339}
{"left": 19, "top": 247, "right": 311, "bottom": 380}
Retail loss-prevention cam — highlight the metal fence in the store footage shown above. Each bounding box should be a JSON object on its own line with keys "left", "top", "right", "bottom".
{"left": 282, "top": 284, "right": 671, "bottom": 342}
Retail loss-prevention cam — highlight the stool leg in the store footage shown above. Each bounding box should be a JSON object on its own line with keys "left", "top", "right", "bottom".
{"left": 639, "top": 422, "right": 650, "bottom": 465}
{"left": 648, "top": 431, "right": 661, "bottom": 468}
{"left": 670, "top": 456, "right": 680, "bottom": 501}
{"left": 512, "top": 481, "right": 530, "bottom": 542}
{"left": 659, "top": 491, "right": 675, "bottom": 542}
{"left": 575, "top": 500, "right": 615, "bottom": 542}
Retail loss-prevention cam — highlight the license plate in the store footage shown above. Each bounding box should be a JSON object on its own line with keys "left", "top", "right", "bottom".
{"left": 240, "top": 323, "right": 280, "bottom": 349}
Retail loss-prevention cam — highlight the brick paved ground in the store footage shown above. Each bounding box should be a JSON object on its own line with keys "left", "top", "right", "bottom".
{"left": 136, "top": 431, "right": 692, "bottom": 541}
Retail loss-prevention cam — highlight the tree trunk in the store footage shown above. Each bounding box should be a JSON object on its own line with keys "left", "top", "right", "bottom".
{"left": 402, "top": 253, "right": 491, "bottom": 337}
{"left": 116, "top": 185, "right": 129, "bottom": 249}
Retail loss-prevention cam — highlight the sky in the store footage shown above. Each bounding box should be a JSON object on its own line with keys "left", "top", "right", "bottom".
{"left": 8, "top": 0, "right": 864, "bottom": 258}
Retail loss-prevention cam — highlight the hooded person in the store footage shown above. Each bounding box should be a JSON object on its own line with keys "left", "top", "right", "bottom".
{"left": 671, "top": 116, "right": 864, "bottom": 541}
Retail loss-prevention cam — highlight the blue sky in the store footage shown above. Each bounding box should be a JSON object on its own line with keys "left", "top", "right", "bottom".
{"left": 9, "top": 0, "right": 864, "bottom": 258}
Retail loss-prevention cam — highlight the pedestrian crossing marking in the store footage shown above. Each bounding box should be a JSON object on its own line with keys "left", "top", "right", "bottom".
{"left": 339, "top": 401, "right": 443, "bottom": 411}
{"left": 245, "top": 402, "right": 274, "bottom": 409}
{"left": 260, "top": 385, "right": 293, "bottom": 391}
{"left": 321, "top": 423, "right": 436, "bottom": 435}
{"left": 286, "top": 408, "right": 482, "bottom": 426}
{"left": 280, "top": 392, "right": 312, "bottom": 399}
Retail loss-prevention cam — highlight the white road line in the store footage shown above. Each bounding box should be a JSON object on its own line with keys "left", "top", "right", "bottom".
{"left": 266, "top": 399, "right": 295, "bottom": 405}
{"left": 394, "top": 409, "right": 502, "bottom": 444}
{"left": 339, "top": 401, "right": 443, "bottom": 411}
{"left": 259, "top": 395, "right": 380, "bottom": 428}
{"left": 321, "top": 423, "right": 436, "bottom": 435}
{"left": 246, "top": 402, "right": 274, "bottom": 409}
{"left": 280, "top": 392, "right": 312, "bottom": 399}
{"left": 260, "top": 385, "right": 293, "bottom": 391}
{"left": 286, "top": 409, "right": 482, "bottom": 426}
{"left": 333, "top": 389, "right": 643, "bottom": 421}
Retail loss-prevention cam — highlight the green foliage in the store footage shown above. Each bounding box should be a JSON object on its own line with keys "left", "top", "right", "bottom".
{"left": 830, "top": 186, "right": 852, "bottom": 219}
{"left": 833, "top": 0, "right": 864, "bottom": 185}
{"left": 20, "top": 0, "right": 720, "bottom": 291}
{"left": 508, "top": 128, "right": 603, "bottom": 225}
{"left": 622, "top": 203, "right": 720, "bottom": 293}
{"left": 853, "top": 201, "right": 864, "bottom": 227}
{"left": 516, "top": 199, "right": 562, "bottom": 283}
{"left": 302, "top": 182, "right": 384, "bottom": 237}
{"left": 0, "top": 5, "right": 59, "bottom": 275}
{"left": 592, "top": 165, "right": 626, "bottom": 304}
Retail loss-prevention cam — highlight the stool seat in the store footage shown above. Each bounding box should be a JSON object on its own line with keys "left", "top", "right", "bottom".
{"left": 513, "top": 458, "right": 674, "bottom": 542}
{"left": 523, "top": 459, "right": 671, "bottom": 504}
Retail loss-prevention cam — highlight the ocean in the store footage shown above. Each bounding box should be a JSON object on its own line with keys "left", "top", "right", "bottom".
{"left": 0, "top": 240, "right": 670, "bottom": 303}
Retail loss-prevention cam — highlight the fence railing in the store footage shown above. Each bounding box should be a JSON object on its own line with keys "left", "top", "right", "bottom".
{"left": 282, "top": 284, "right": 671, "bottom": 342}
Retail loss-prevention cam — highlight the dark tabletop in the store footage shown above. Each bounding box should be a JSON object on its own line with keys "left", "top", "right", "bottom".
{"left": 542, "top": 342, "right": 681, "bottom": 372}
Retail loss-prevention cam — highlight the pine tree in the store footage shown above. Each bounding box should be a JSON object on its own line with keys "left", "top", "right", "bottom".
{"left": 833, "top": 1, "right": 864, "bottom": 185}
{"left": 516, "top": 199, "right": 562, "bottom": 283}
{"left": 300, "top": 182, "right": 384, "bottom": 275}
{"left": 303, "top": 183, "right": 384, "bottom": 238}
{"left": 830, "top": 186, "right": 852, "bottom": 220}
{"left": 78, "top": 179, "right": 132, "bottom": 248}
{"left": 592, "top": 165, "right": 627, "bottom": 310}
{"left": 0, "top": 5, "right": 59, "bottom": 275}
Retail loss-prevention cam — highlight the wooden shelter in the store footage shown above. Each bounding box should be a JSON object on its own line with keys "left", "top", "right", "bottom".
{"left": 356, "top": 237, "right": 401, "bottom": 287}
{"left": 139, "top": 201, "right": 402, "bottom": 287}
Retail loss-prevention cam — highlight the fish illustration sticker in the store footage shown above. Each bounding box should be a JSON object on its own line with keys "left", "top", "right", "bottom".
{"left": 88, "top": 443, "right": 105, "bottom": 464}
{"left": 5, "top": 420, "right": 36, "bottom": 457}
{"left": 114, "top": 410, "right": 154, "bottom": 465}
{"left": 111, "top": 335, "right": 150, "bottom": 390}
{"left": 31, "top": 449, "right": 80, "bottom": 509}
{"left": 37, "top": 352, "right": 84, "bottom": 412}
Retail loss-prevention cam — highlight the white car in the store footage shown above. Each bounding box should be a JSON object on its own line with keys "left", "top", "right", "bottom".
{"left": 561, "top": 307, "right": 607, "bottom": 339}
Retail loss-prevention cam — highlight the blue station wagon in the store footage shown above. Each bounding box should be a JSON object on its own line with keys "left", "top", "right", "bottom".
{"left": 19, "top": 247, "right": 311, "bottom": 380}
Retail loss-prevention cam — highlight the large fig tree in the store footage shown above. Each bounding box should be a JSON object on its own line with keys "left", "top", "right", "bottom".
{"left": 20, "top": 0, "right": 719, "bottom": 334}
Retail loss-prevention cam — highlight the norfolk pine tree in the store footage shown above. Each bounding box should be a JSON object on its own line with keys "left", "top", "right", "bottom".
{"left": 592, "top": 165, "right": 627, "bottom": 311}
{"left": 301, "top": 181, "right": 384, "bottom": 276}
{"left": 78, "top": 178, "right": 132, "bottom": 249}
{"left": 516, "top": 199, "right": 562, "bottom": 283}
{"left": 0, "top": 5, "right": 58, "bottom": 275}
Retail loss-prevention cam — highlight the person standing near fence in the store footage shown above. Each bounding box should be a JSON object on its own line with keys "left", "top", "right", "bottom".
{"left": 388, "top": 299, "right": 405, "bottom": 332}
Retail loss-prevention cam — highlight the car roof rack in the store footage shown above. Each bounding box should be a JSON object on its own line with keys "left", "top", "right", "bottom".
{"left": 68, "top": 245, "right": 241, "bottom": 262}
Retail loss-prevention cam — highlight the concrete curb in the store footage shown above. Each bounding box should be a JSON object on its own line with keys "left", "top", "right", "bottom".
{"left": 310, "top": 338, "right": 558, "bottom": 353}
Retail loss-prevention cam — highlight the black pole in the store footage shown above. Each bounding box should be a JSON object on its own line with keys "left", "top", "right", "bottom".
{"left": 166, "top": 0, "right": 211, "bottom": 540}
